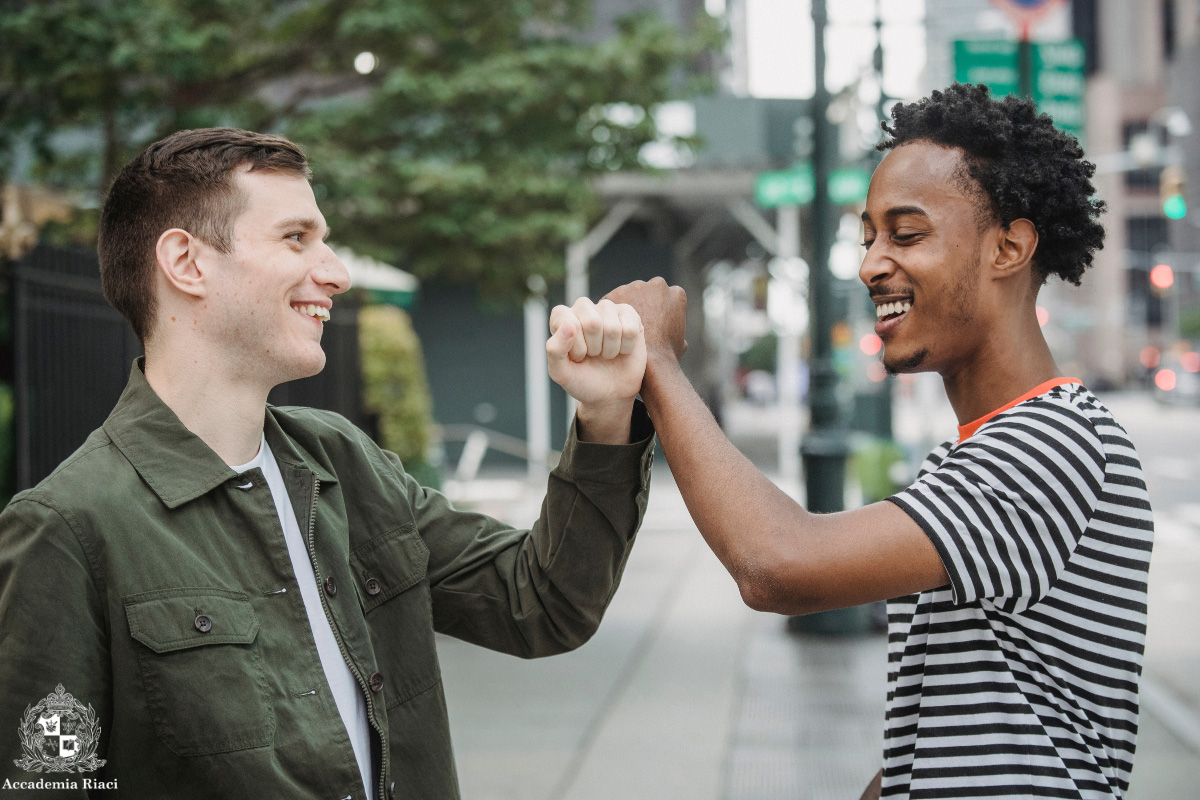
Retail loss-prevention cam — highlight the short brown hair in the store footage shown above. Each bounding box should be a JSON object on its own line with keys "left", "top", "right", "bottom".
{"left": 98, "top": 128, "right": 311, "bottom": 343}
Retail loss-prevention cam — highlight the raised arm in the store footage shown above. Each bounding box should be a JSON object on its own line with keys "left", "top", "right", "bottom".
{"left": 605, "top": 278, "right": 948, "bottom": 614}
{"left": 402, "top": 297, "right": 655, "bottom": 657}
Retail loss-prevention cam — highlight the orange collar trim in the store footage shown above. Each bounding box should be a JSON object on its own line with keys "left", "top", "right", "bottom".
{"left": 956, "top": 377, "right": 1081, "bottom": 442}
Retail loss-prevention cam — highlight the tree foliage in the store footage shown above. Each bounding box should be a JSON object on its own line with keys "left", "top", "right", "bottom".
{"left": 1, "top": 0, "right": 720, "bottom": 298}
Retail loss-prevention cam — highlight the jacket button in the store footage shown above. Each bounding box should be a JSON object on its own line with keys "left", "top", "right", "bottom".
{"left": 365, "top": 577, "right": 382, "bottom": 596}
{"left": 388, "top": 781, "right": 396, "bottom": 798}
{"left": 194, "top": 614, "right": 212, "bottom": 633}
{"left": 368, "top": 672, "right": 384, "bottom": 693}
{"left": 324, "top": 576, "right": 337, "bottom": 597}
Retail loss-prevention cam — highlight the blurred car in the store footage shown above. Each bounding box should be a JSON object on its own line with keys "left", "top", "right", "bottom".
{"left": 1152, "top": 351, "right": 1200, "bottom": 405}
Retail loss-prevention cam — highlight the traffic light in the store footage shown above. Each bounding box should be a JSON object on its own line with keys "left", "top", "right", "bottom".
{"left": 1160, "top": 164, "right": 1188, "bottom": 219}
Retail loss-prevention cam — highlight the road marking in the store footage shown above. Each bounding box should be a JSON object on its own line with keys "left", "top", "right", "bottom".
{"left": 1141, "top": 675, "right": 1200, "bottom": 756}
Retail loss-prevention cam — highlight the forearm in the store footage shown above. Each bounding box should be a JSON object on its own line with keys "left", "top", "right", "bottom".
{"left": 641, "top": 355, "right": 818, "bottom": 608}
{"left": 421, "top": 405, "right": 654, "bottom": 655}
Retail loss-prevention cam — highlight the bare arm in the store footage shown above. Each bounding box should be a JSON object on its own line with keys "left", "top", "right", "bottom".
{"left": 608, "top": 279, "right": 949, "bottom": 614}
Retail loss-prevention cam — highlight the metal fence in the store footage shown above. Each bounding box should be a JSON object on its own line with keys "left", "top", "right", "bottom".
{"left": 11, "top": 243, "right": 363, "bottom": 491}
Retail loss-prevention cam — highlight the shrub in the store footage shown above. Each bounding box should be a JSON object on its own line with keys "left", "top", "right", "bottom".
{"left": 358, "top": 305, "right": 439, "bottom": 488}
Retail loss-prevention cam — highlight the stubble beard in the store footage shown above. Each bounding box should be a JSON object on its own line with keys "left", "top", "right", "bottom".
{"left": 882, "top": 256, "right": 979, "bottom": 376}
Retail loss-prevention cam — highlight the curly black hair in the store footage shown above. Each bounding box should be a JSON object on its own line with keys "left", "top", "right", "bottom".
{"left": 879, "top": 83, "right": 1105, "bottom": 286}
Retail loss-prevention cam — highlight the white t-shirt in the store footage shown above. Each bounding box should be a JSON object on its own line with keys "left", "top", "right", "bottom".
{"left": 233, "top": 435, "right": 375, "bottom": 800}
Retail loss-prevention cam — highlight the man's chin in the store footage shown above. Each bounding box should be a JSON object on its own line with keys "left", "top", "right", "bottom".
{"left": 883, "top": 347, "right": 931, "bottom": 376}
{"left": 274, "top": 348, "right": 326, "bottom": 384}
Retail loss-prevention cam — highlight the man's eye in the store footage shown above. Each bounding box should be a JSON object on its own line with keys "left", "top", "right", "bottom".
{"left": 893, "top": 232, "right": 920, "bottom": 243}
{"left": 862, "top": 239, "right": 875, "bottom": 248}
{"left": 286, "top": 232, "right": 304, "bottom": 243}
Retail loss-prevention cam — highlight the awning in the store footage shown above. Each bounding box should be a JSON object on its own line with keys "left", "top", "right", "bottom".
{"left": 334, "top": 247, "right": 419, "bottom": 309}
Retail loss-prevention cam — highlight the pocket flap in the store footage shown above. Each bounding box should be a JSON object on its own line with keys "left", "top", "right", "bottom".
{"left": 349, "top": 524, "right": 430, "bottom": 612}
{"left": 126, "top": 588, "right": 259, "bottom": 653}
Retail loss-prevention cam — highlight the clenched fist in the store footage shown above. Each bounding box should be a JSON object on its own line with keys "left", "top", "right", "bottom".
{"left": 546, "top": 298, "right": 647, "bottom": 410}
{"left": 603, "top": 277, "right": 687, "bottom": 368}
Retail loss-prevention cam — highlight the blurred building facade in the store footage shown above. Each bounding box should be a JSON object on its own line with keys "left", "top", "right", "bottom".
{"left": 925, "top": 0, "right": 1200, "bottom": 386}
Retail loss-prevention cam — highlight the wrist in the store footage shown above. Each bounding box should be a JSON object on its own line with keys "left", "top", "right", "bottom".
{"left": 642, "top": 351, "right": 683, "bottom": 410}
{"left": 575, "top": 397, "right": 635, "bottom": 444}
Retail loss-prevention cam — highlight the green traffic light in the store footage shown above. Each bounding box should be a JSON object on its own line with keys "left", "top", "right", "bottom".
{"left": 1164, "top": 194, "right": 1188, "bottom": 219}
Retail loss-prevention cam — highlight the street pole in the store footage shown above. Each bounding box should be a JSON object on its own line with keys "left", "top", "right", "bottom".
{"left": 564, "top": 240, "right": 588, "bottom": 429}
{"left": 873, "top": 0, "right": 894, "bottom": 441}
{"left": 524, "top": 276, "right": 551, "bottom": 483}
{"left": 792, "top": 0, "right": 857, "bottom": 635}
{"left": 776, "top": 204, "right": 802, "bottom": 487}
{"left": 1018, "top": 21, "right": 1034, "bottom": 99}
{"left": 800, "top": 0, "right": 848, "bottom": 512}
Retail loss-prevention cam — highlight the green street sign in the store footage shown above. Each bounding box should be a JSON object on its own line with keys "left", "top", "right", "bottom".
{"left": 755, "top": 164, "right": 872, "bottom": 208}
{"left": 755, "top": 164, "right": 814, "bottom": 207}
{"left": 954, "top": 40, "right": 1021, "bottom": 96}
{"left": 829, "top": 167, "right": 872, "bottom": 205}
{"left": 954, "top": 38, "right": 1086, "bottom": 137}
{"left": 1032, "top": 40, "right": 1085, "bottom": 134}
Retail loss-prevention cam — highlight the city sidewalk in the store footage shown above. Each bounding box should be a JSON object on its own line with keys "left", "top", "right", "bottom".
{"left": 434, "top": 390, "right": 1200, "bottom": 798}
{"left": 436, "top": 466, "right": 886, "bottom": 800}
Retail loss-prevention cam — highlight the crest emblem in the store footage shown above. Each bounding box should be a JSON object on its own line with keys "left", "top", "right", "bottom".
{"left": 14, "top": 684, "right": 106, "bottom": 773}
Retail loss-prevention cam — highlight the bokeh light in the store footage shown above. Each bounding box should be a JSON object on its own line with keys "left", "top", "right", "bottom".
{"left": 1182, "top": 352, "right": 1200, "bottom": 373}
{"left": 1139, "top": 346, "right": 1161, "bottom": 369}
{"left": 867, "top": 361, "right": 887, "bottom": 382}
{"left": 1150, "top": 264, "right": 1175, "bottom": 290}
{"left": 1155, "top": 368, "right": 1177, "bottom": 392}
{"left": 354, "top": 51, "right": 378, "bottom": 75}
{"left": 1035, "top": 306, "right": 1049, "bottom": 327}
{"left": 859, "top": 333, "right": 882, "bottom": 355}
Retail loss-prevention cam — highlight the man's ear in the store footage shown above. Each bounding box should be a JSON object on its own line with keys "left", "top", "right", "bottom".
{"left": 155, "top": 228, "right": 207, "bottom": 299}
{"left": 993, "top": 218, "right": 1038, "bottom": 279}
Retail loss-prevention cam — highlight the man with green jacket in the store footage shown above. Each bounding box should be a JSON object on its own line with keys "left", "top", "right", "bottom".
{"left": 0, "top": 128, "right": 655, "bottom": 799}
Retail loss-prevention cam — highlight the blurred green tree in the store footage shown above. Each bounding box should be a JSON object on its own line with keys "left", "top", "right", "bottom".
{"left": 1, "top": 0, "right": 720, "bottom": 298}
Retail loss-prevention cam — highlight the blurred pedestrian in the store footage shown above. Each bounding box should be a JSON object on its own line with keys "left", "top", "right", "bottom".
{"left": 0, "top": 128, "right": 654, "bottom": 799}
{"left": 610, "top": 84, "right": 1152, "bottom": 800}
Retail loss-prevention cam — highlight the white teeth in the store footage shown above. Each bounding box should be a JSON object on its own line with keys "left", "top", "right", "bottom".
{"left": 293, "top": 303, "right": 331, "bottom": 322}
{"left": 876, "top": 301, "right": 912, "bottom": 320}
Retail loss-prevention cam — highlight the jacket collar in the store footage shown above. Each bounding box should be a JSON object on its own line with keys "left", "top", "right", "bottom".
{"left": 104, "top": 359, "right": 336, "bottom": 509}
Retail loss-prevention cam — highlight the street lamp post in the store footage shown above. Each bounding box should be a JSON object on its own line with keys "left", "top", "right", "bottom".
{"left": 799, "top": 0, "right": 849, "bottom": 515}
{"left": 792, "top": 0, "right": 857, "bottom": 634}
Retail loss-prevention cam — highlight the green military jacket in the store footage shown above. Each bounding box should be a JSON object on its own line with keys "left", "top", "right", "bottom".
{"left": 0, "top": 362, "right": 655, "bottom": 799}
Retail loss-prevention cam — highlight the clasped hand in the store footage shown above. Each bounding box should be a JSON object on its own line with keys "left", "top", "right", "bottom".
{"left": 546, "top": 298, "right": 647, "bottom": 413}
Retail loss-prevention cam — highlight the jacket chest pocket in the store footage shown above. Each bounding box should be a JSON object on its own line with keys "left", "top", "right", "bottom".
{"left": 125, "top": 588, "right": 275, "bottom": 756}
{"left": 349, "top": 525, "right": 440, "bottom": 708}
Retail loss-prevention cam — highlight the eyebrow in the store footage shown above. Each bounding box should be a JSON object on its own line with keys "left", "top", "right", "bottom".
{"left": 862, "top": 205, "right": 930, "bottom": 223}
{"left": 274, "top": 217, "right": 332, "bottom": 240}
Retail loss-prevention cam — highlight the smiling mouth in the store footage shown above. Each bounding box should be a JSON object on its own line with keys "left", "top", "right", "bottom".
{"left": 875, "top": 299, "right": 912, "bottom": 323}
{"left": 292, "top": 303, "right": 330, "bottom": 323}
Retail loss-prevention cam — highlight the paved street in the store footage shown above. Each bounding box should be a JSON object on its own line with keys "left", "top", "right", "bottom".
{"left": 434, "top": 388, "right": 1200, "bottom": 799}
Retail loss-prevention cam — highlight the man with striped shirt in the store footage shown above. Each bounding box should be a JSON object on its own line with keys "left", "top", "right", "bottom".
{"left": 605, "top": 83, "right": 1153, "bottom": 799}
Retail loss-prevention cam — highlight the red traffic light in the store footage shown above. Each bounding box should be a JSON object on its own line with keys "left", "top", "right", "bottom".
{"left": 1150, "top": 264, "right": 1175, "bottom": 290}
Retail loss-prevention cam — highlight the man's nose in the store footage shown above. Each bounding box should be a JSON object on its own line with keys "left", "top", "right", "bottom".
{"left": 315, "top": 243, "right": 352, "bottom": 295}
{"left": 858, "top": 245, "right": 895, "bottom": 288}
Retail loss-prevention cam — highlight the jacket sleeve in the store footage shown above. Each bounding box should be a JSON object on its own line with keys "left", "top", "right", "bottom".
{"left": 399, "top": 403, "right": 655, "bottom": 658}
{"left": 0, "top": 498, "right": 111, "bottom": 796}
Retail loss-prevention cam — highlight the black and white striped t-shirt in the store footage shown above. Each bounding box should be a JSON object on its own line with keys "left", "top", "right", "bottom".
{"left": 883, "top": 382, "right": 1153, "bottom": 799}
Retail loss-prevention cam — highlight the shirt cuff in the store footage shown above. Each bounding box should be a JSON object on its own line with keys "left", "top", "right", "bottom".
{"left": 555, "top": 400, "right": 656, "bottom": 484}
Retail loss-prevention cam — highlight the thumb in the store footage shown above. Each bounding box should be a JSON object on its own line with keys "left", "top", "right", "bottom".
{"left": 546, "top": 319, "right": 576, "bottom": 365}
